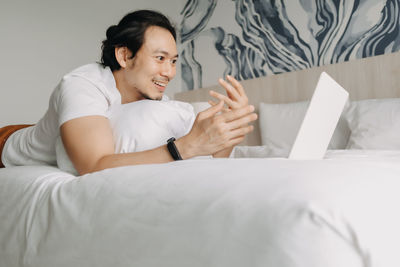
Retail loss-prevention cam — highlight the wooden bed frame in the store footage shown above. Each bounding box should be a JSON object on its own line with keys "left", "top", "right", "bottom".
{"left": 174, "top": 51, "right": 400, "bottom": 145}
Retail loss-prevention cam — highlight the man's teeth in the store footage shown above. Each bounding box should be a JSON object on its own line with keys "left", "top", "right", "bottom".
{"left": 153, "top": 80, "right": 167, "bottom": 87}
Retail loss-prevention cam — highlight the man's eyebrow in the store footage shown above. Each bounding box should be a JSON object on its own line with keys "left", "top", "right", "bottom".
{"left": 154, "top": 50, "right": 179, "bottom": 58}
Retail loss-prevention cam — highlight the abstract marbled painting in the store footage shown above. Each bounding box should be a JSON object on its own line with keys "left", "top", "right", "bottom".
{"left": 179, "top": 0, "right": 400, "bottom": 90}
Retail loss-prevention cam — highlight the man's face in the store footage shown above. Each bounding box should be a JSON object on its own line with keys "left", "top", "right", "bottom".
{"left": 124, "top": 26, "right": 178, "bottom": 101}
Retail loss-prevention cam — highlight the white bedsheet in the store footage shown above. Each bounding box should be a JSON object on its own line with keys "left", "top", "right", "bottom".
{"left": 1, "top": 150, "right": 400, "bottom": 267}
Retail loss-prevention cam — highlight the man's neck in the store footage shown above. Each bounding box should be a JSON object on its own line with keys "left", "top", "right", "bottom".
{"left": 112, "top": 70, "right": 142, "bottom": 104}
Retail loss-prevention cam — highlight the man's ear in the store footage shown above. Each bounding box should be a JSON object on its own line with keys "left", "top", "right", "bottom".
{"left": 115, "top": 47, "right": 129, "bottom": 68}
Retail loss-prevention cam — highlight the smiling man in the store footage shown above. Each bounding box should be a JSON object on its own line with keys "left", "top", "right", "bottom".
{"left": 0, "top": 10, "right": 257, "bottom": 175}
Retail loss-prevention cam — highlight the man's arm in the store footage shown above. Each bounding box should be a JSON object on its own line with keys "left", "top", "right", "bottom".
{"left": 61, "top": 100, "right": 256, "bottom": 175}
{"left": 60, "top": 115, "right": 174, "bottom": 175}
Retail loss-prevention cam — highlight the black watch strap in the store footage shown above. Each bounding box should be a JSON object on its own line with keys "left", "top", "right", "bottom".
{"left": 167, "top": 137, "right": 182, "bottom": 161}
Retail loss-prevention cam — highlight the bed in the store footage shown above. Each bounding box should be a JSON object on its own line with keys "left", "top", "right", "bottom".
{"left": 1, "top": 51, "right": 400, "bottom": 267}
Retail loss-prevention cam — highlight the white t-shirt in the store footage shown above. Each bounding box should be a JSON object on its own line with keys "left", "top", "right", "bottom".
{"left": 2, "top": 63, "right": 195, "bottom": 172}
{"left": 2, "top": 63, "right": 121, "bottom": 167}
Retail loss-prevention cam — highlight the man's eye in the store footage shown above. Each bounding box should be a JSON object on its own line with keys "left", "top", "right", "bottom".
{"left": 156, "top": 56, "right": 164, "bottom": 61}
{"left": 171, "top": 59, "right": 177, "bottom": 64}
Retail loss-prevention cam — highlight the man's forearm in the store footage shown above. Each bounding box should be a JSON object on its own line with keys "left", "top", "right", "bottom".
{"left": 89, "top": 145, "right": 175, "bottom": 174}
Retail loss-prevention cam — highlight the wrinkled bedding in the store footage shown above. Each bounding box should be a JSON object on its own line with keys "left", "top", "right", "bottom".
{"left": 1, "top": 150, "right": 400, "bottom": 267}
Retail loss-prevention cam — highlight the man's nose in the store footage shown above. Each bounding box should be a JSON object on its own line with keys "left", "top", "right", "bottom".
{"left": 161, "top": 61, "right": 175, "bottom": 78}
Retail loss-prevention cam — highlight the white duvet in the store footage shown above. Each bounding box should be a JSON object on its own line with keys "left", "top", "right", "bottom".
{"left": 1, "top": 150, "right": 400, "bottom": 267}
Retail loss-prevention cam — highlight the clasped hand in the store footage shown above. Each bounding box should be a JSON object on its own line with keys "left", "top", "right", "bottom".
{"left": 181, "top": 75, "right": 257, "bottom": 158}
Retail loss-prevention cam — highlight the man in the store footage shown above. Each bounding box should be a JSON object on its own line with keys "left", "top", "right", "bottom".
{"left": 0, "top": 10, "right": 257, "bottom": 175}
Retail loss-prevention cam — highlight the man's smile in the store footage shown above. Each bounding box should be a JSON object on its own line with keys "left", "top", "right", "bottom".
{"left": 152, "top": 79, "right": 168, "bottom": 90}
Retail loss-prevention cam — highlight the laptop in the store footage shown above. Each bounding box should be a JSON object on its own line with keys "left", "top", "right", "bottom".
{"left": 288, "top": 72, "right": 349, "bottom": 160}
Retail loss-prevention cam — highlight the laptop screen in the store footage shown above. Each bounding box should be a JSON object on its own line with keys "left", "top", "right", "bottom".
{"left": 289, "top": 72, "right": 349, "bottom": 160}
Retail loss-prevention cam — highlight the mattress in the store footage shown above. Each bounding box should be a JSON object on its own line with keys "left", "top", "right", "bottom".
{"left": 1, "top": 150, "right": 400, "bottom": 267}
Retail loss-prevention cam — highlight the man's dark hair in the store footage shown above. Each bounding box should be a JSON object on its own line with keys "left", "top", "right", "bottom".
{"left": 101, "top": 10, "right": 176, "bottom": 71}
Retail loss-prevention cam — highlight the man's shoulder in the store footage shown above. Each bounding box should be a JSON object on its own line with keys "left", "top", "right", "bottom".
{"left": 54, "top": 63, "right": 119, "bottom": 104}
{"left": 59, "top": 63, "right": 117, "bottom": 96}
{"left": 63, "top": 63, "right": 111, "bottom": 81}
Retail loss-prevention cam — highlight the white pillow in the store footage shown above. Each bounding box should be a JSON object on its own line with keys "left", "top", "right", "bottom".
{"left": 229, "top": 145, "right": 278, "bottom": 158}
{"left": 345, "top": 98, "right": 400, "bottom": 149}
{"left": 56, "top": 100, "right": 195, "bottom": 174}
{"left": 109, "top": 100, "right": 195, "bottom": 153}
{"left": 259, "top": 101, "right": 350, "bottom": 157}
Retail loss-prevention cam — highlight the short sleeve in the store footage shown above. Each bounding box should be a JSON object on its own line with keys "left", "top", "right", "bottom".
{"left": 55, "top": 76, "right": 109, "bottom": 127}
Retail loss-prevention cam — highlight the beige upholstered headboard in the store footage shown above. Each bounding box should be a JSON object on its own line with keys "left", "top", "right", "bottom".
{"left": 174, "top": 51, "right": 400, "bottom": 145}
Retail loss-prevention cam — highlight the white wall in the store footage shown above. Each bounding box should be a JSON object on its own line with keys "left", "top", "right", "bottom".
{"left": 0, "top": 0, "right": 183, "bottom": 125}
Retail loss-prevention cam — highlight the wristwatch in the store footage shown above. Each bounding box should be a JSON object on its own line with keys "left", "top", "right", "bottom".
{"left": 167, "top": 137, "right": 182, "bottom": 161}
